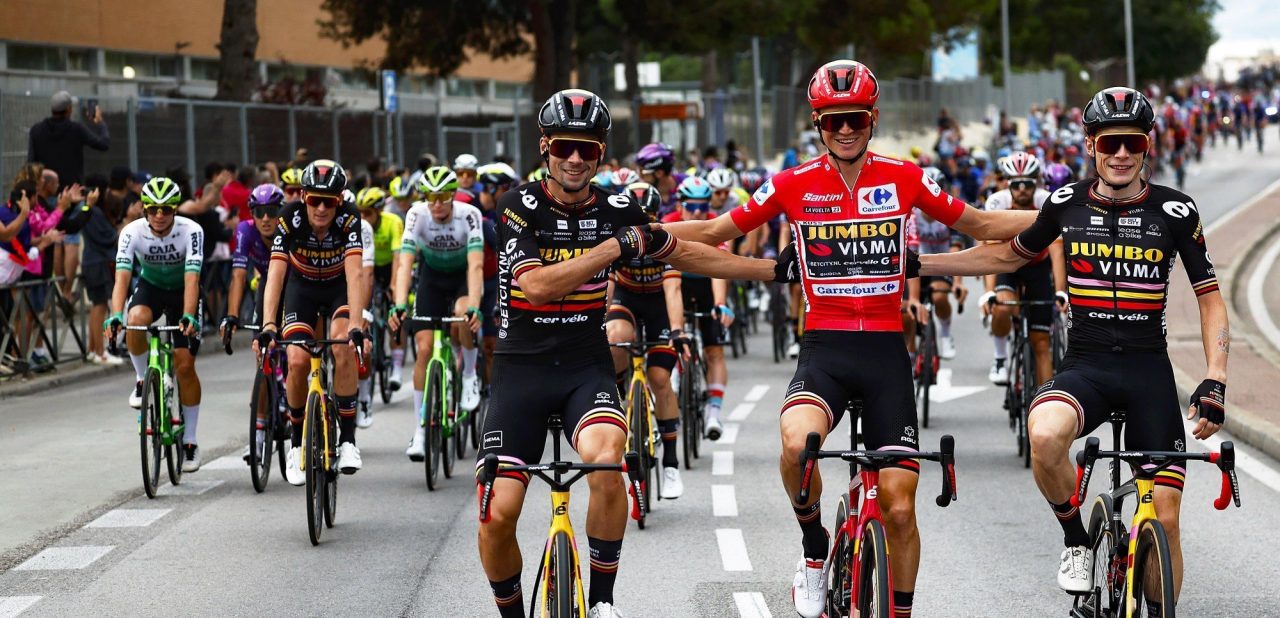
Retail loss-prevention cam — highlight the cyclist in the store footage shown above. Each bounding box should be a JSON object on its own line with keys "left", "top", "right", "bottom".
{"left": 388, "top": 166, "right": 485, "bottom": 460}
{"left": 634, "top": 142, "right": 685, "bottom": 215}
{"left": 904, "top": 167, "right": 966, "bottom": 360}
{"left": 221, "top": 184, "right": 283, "bottom": 461}
{"left": 981, "top": 152, "right": 1065, "bottom": 387}
{"left": 356, "top": 186, "right": 406, "bottom": 389}
{"left": 663, "top": 60, "right": 1038, "bottom": 618}
{"left": 105, "top": 177, "right": 205, "bottom": 472}
{"left": 280, "top": 167, "right": 304, "bottom": 204}
{"left": 606, "top": 181, "right": 687, "bottom": 498}
{"left": 257, "top": 160, "right": 367, "bottom": 483}
{"left": 1043, "top": 161, "right": 1074, "bottom": 192}
{"left": 660, "top": 177, "right": 734, "bottom": 440}
{"left": 918, "top": 87, "right": 1227, "bottom": 610}
{"left": 454, "top": 153, "right": 481, "bottom": 202}
{"left": 476, "top": 162, "right": 520, "bottom": 216}
{"left": 610, "top": 167, "right": 641, "bottom": 192}
{"left": 387, "top": 175, "right": 414, "bottom": 218}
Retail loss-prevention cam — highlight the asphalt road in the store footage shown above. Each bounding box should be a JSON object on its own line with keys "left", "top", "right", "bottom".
{"left": 3, "top": 142, "right": 1280, "bottom": 617}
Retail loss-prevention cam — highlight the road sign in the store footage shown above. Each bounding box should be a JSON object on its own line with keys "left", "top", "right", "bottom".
{"left": 381, "top": 70, "right": 398, "bottom": 113}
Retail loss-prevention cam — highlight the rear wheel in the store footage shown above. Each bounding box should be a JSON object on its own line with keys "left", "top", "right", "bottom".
{"left": 826, "top": 496, "right": 854, "bottom": 618}
{"left": 1077, "top": 494, "right": 1123, "bottom": 618}
{"left": 249, "top": 370, "right": 275, "bottom": 493}
{"left": 164, "top": 372, "right": 184, "bottom": 487}
{"left": 376, "top": 323, "right": 394, "bottom": 404}
{"left": 304, "top": 391, "right": 325, "bottom": 545}
{"left": 857, "top": 519, "right": 892, "bottom": 618}
{"left": 1020, "top": 333, "right": 1036, "bottom": 468}
{"left": 470, "top": 356, "right": 488, "bottom": 451}
{"left": 139, "top": 368, "right": 163, "bottom": 499}
{"left": 453, "top": 364, "right": 468, "bottom": 460}
{"left": 323, "top": 400, "right": 337, "bottom": 528}
{"left": 679, "top": 360, "right": 699, "bottom": 469}
{"left": 442, "top": 367, "right": 457, "bottom": 478}
{"left": 1130, "top": 519, "right": 1176, "bottom": 618}
{"left": 916, "top": 318, "right": 935, "bottom": 429}
{"left": 424, "top": 362, "right": 443, "bottom": 490}
{"left": 629, "top": 380, "right": 652, "bottom": 527}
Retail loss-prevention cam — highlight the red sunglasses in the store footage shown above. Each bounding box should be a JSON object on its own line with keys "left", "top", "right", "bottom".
{"left": 547, "top": 138, "right": 603, "bottom": 161}
{"left": 817, "top": 110, "right": 873, "bottom": 132}
{"left": 304, "top": 194, "right": 341, "bottom": 209}
{"left": 1094, "top": 133, "right": 1150, "bottom": 156}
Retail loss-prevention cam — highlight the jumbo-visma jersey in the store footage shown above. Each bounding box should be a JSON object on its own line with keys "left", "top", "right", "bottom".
{"left": 729, "top": 153, "right": 965, "bottom": 331}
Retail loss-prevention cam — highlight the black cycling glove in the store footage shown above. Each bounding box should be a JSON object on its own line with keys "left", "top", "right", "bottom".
{"left": 256, "top": 328, "right": 279, "bottom": 348}
{"left": 773, "top": 242, "right": 800, "bottom": 283}
{"left": 1189, "top": 379, "right": 1226, "bottom": 425}
{"left": 905, "top": 249, "right": 921, "bottom": 279}
{"left": 669, "top": 328, "right": 692, "bottom": 356}
{"left": 615, "top": 226, "right": 650, "bottom": 260}
{"left": 348, "top": 328, "right": 366, "bottom": 349}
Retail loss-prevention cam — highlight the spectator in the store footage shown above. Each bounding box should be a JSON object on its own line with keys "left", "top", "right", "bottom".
{"left": 288, "top": 147, "right": 311, "bottom": 170}
{"left": 78, "top": 173, "right": 122, "bottom": 366}
{"left": 179, "top": 164, "right": 234, "bottom": 331}
{"left": 935, "top": 115, "right": 962, "bottom": 178}
{"left": 0, "top": 182, "right": 36, "bottom": 377}
{"left": 18, "top": 174, "right": 72, "bottom": 372}
{"left": 27, "top": 91, "right": 109, "bottom": 187}
{"left": 222, "top": 165, "right": 254, "bottom": 224}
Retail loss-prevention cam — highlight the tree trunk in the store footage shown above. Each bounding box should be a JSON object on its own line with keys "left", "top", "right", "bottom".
{"left": 529, "top": 0, "right": 577, "bottom": 107}
{"left": 623, "top": 36, "right": 640, "bottom": 104}
{"left": 701, "top": 49, "right": 718, "bottom": 95}
{"left": 214, "top": 0, "right": 259, "bottom": 101}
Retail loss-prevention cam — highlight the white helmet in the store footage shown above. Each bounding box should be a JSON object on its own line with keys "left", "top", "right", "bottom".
{"left": 705, "top": 168, "right": 738, "bottom": 190}
{"left": 999, "top": 151, "right": 1042, "bottom": 179}
{"left": 453, "top": 154, "right": 479, "bottom": 171}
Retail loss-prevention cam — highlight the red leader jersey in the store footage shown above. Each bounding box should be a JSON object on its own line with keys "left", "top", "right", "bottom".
{"left": 729, "top": 152, "right": 965, "bottom": 332}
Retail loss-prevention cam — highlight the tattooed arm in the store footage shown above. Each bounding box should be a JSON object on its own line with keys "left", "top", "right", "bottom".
{"left": 1197, "top": 291, "right": 1229, "bottom": 383}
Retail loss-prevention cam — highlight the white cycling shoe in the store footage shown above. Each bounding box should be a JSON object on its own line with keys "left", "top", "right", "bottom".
{"left": 1058, "top": 546, "right": 1093, "bottom": 594}
{"left": 181, "top": 444, "right": 201, "bottom": 473}
{"left": 337, "top": 441, "right": 362, "bottom": 474}
{"left": 461, "top": 373, "right": 481, "bottom": 412}
{"left": 356, "top": 401, "right": 374, "bottom": 429}
{"left": 704, "top": 416, "right": 723, "bottom": 441}
{"left": 285, "top": 446, "right": 305, "bottom": 486}
{"left": 406, "top": 427, "right": 426, "bottom": 461}
{"left": 939, "top": 335, "right": 957, "bottom": 359}
{"left": 791, "top": 556, "right": 828, "bottom": 618}
{"left": 989, "top": 358, "right": 1010, "bottom": 385}
{"left": 660, "top": 467, "right": 684, "bottom": 499}
{"left": 787, "top": 342, "right": 801, "bottom": 358}
{"left": 587, "top": 602, "right": 623, "bottom": 618}
{"left": 128, "top": 380, "right": 143, "bottom": 409}
{"left": 389, "top": 363, "right": 403, "bottom": 391}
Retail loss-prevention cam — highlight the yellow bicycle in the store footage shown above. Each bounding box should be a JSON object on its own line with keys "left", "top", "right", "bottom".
{"left": 610, "top": 340, "right": 666, "bottom": 528}
{"left": 477, "top": 414, "right": 644, "bottom": 618}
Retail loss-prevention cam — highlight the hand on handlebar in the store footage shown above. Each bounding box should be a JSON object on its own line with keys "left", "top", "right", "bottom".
{"left": 465, "top": 307, "right": 482, "bottom": 334}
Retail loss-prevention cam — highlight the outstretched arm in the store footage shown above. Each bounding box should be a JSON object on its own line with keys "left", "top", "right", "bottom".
{"left": 949, "top": 206, "right": 1038, "bottom": 241}
{"left": 661, "top": 240, "right": 775, "bottom": 282}
{"left": 919, "top": 241, "right": 1028, "bottom": 277}
{"left": 665, "top": 215, "right": 746, "bottom": 245}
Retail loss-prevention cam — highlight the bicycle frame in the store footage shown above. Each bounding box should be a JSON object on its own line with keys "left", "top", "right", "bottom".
{"left": 297, "top": 346, "right": 332, "bottom": 475}
{"left": 114, "top": 325, "right": 185, "bottom": 443}
{"left": 406, "top": 315, "right": 467, "bottom": 434}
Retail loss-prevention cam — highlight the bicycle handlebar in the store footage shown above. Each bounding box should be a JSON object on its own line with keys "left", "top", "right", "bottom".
{"left": 476, "top": 451, "right": 647, "bottom": 523}
{"left": 1072, "top": 436, "right": 1241, "bottom": 510}
{"left": 393, "top": 314, "right": 468, "bottom": 345}
{"left": 794, "top": 431, "right": 958, "bottom": 508}
{"left": 107, "top": 324, "right": 188, "bottom": 356}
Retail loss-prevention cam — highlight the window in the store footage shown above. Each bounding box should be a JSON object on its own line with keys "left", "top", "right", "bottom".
{"left": 104, "top": 51, "right": 177, "bottom": 79}
{"left": 445, "top": 77, "right": 479, "bottom": 97}
{"left": 190, "top": 58, "right": 220, "bottom": 81}
{"left": 265, "top": 63, "right": 307, "bottom": 83}
{"left": 6, "top": 43, "right": 90, "bottom": 73}
{"left": 494, "top": 81, "right": 524, "bottom": 100}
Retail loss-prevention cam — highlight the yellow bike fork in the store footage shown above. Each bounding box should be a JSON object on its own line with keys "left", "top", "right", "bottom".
{"left": 300, "top": 356, "right": 329, "bottom": 473}
{"left": 1124, "top": 477, "right": 1159, "bottom": 618}
{"left": 538, "top": 489, "right": 587, "bottom": 618}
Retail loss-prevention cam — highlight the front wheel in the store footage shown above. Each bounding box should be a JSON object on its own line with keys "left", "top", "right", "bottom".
{"left": 304, "top": 391, "right": 325, "bottom": 545}
{"left": 139, "top": 368, "right": 164, "bottom": 499}
{"left": 546, "top": 531, "right": 579, "bottom": 618}
{"left": 826, "top": 495, "right": 854, "bottom": 618}
{"left": 1077, "top": 493, "right": 1123, "bottom": 618}
{"left": 629, "top": 381, "right": 652, "bottom": 528}
{"left": 249, "top": 369, "right": 276, "bottom": 493}
{"left": 164, "top": 372, "right": 184, "bottom": 487}
{"left": 857, "top": 519, "right": 892, "bottom": 618}
{"left": 424, "top": 363, "right": 443, "bottom": 490}
{"left": 1129, "top": 519, "right": 1176, "bottom": 618}
{"left": 323, "top": 401, "right": 337, "bottom": 529}
{"left": 916, "top": 319, "right": 934, "bottom": 429}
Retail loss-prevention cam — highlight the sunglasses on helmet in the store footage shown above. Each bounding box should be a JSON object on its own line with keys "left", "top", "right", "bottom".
{"left": 546, "top": 138, "right": 604, "bottom": 161}
{"left": 1094, "top": 132, "right": 1150, "bottom": 156}
{"left": 304, "top": 194, "right": 341, "bottom": 209}
{"left": 816, "top": 110, "right": 873, "bottom": 132}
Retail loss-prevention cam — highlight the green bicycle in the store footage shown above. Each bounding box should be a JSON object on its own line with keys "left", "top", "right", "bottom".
{"left": 111, "top": 324, "right": 187, "bottom": 499}
{"left": 401, "top": 314, "right": 473, "bottom": 490}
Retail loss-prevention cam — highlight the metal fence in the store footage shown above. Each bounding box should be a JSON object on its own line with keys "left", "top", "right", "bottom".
{"left": 1, "top": 276, "right": 90, "bottom": 379}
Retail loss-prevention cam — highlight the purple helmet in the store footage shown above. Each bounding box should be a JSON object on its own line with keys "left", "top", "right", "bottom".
{"left": 250, "top": 183, "right": 285, "bottom": 207}
{"left": 1043, "top": 163, "right": 1073, "bottom": 191}
{"left": 635, "top": 142, "right": 675, "bottom": 173}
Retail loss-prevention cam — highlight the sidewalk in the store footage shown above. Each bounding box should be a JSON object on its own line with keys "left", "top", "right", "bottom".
{"left": 0, "top": 359, "right": 130, "bottom": 400}
{"left": 1167, "top": 179, "right": 1280, "bottom": 460}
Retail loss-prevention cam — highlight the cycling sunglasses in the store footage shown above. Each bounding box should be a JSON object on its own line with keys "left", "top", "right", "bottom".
{"left": 546, "top": 137, "right": 604, "bottom": 161}
{"left": 144, "top": 205, "right": 176, "bottom": 216}
{"left": 304, "top": 194, "right": 341, "bottom": 209}
{"left": 1094, "top": 132, "right": 1150, "bottom": 156}
{"left": 1009, "top": 179, "right": 1036, "bottom": 191}
{"left": 283, "top": 186, "right": 303, "bottom": 196}
{"left": 817, "top": 109, "right": 873, "bottom": 132}
{"left": 424, "top": 191, "right": 456, "bottom": 203}
{"left": 253, "top": 205, "right": 280, "bottom": 219}
{"left": 683, "top": 200, "right": 710, "bottom": 213}
{"left": 713, "top": 189, "right": 730, "bottom": 197}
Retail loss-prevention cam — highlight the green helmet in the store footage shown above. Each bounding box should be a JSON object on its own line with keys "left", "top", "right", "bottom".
{"left": 527, "top": 167, "right": 550, "bottom": 182}
{"left": 140, "top": 177, "right": 182, "bottom": 207}
{"left": 417, "top": 166, "right": 459, "bottom": 194}
{"left": 388, "top": 175, "right": 413, "bottom": 199}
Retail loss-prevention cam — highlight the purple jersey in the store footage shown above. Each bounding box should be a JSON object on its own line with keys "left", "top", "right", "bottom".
{"left": 232, "top": 219, "right": 272, "bottom": 276}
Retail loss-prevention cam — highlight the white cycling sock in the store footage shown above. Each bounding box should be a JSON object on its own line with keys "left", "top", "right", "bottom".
{"left": 462, "top": 346, "right": 478, "bottom": 377}
{"left": 391, "top": 348, "right": 405, "bottom": 370}
{"left": 358, "top": 378, "right": 372, "bottom": 403}
{"left": 130, "top": 353, "right": 148, "bottom": 381}
{"left": 992, "top": 334, "right": 1009, "bottom": 360}
{"left": 182, "top": 404, "right": 199, "bottom": 444}
{"left": 413, "top": 389, "right": 425, "bottom": 424}
{"left": 939, "top": 315, "right": 952, "bottom": 339}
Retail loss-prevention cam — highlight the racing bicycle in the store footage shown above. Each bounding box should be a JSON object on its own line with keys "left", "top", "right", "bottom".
{"left": 611, "top": 340, "right": 668, "bottom": 528}
{"left": 110, "top": 324, "right": 187, "bottom": 499}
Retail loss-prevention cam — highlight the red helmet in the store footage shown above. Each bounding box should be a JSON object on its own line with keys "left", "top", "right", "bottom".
{"left": 807, "top": 60, "right": 879, "bottom": 111}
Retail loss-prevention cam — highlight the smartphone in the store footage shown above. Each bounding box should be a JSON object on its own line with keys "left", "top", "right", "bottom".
{"left": 83, "top": 98, "right": 99, "bottom": 121}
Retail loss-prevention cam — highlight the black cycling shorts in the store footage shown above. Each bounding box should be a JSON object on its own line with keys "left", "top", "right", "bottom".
{"left": 605, "top": 288, "right": 677, "bottom": 372}
{"left": 995, "top": 258, "right": 1054, "bottom": 332}
{"left": 127, "top": 279, "right": 202, "bottom": 354}
{"left": 373, "top": 263, "right": 393, "bottom": 291}
{"left": 782, "top": 331, "right": 920, "bottom": 473}
{"left": 1030, "top": 349, "right": 1187, "bottom": 491}
{"left": 681, "top": 277, "right": 727, "bottom": 347}
{"left": 281, "top": 276, "right": 349, "bottom": 340}
{"left": 476, "top": 353, "right": 628, "bottom": 486}
{"left": 480, "top": 277, "right": 497, "bottom": 338}
{"left": 917, "top": 275, "right": 954, "bottom": 301}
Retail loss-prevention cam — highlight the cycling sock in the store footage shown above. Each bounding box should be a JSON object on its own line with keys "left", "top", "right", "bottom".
{"left": 706, "top": 383, "right": 725, "bottom": 419}
{"left": 289, "top": 406, "right": 304, "bottom": 447}
{"left": 462, "top": 346, "right": 478, "bottom": 377}
{"left": 336, "top": 395, "right": 357, "bottom": 444}
{"left": 391, "top": 348, "right": 405, "bottom": 370}
{"left": 358, "top": 378, "right": 371, "bottom": 404}
{"left": 1146, "top": 600, "right": 1163, "bottom": 618}
{"left": 413, "top": 389, "right": 425, "bottom": 424}
{"left": 488, "top": 572, "right": 523, "bottom": 618}
{"left": 992, "top": 334, "right": 1009, "bottom": 359}
{"left": 794, "top": 501, "right": 828, "bottom": 559}
{"left": 587, "top": 536, "right": 622, "bottom": 606}
{"left": 181, "top": 404, "right": 199, "bottom": 444}
{"left": 1050, "top": 499, "right": 1089, "bottom": 547}
{"left": 938, "top": 315, "right": 952, "bottom": 338}
{"left": 130, "top": 353, "right": 148, "bottom": 381}
{"left": 658, "top": 418, "right": 679, "bottom": 468}
{"left": 892, "top": 590, "right": 914, "bottom": 617}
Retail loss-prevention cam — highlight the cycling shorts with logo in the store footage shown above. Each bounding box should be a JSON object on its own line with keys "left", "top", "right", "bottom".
{"left": 994, "top": 258, "right": 1054, "bottom": 332}
{"left": 1030, "top": 349, "right": 1186, "bottom": 490}
{"left": 605, "top": 288, "right": 677, "bottom": 372}
{"left": 476, "top": 353, "right": 628, "bottom": 486}
{"left": 281, "top": 276, "right": 349, "bottom": 340}
{"left": 783, "top": 331, "right": 920, "bottom": 473}
{"left": 128, "top": 279, "right": 202, "bottom": 354}
{"left": 410, "top": 266, "right": 467, "bottom": 335}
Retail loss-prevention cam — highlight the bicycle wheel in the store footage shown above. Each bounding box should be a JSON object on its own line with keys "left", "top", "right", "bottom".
{"left": 1078, "top": 493, "right": 1124, "bottom": 618}
{"left": 827, "top": 495, "right": 854, "bottom": 618}
{"left": 376, "top": 323, "right": 394, "bottom": 404}
{"left": 139, "top": 367, "right": 164, "bottom": 499}
{"left": 165, "top": 372, "right": 184, "bottom": 487}
{"left": 540, "top": 531, "right": 579, "bottom": 618}
{"left": 1019, "top": 334, "right": 1036, "bottom": 468}
{"left": 453, "top": 366, "right": 467, "bottom": 460}
{"left": 856, "top": 519, "right": 892, "bottom": 618}
{"left": 249, "top": 369, "right": 275, "bottom": 493}
{"left": 629, "top": 380, "right": 651, "bottom": 528}
{"left": 470, "top": 356, "right": 488, "bottom": 451}
{"left": 917, "top": 321, "right": 934, "bottom": 429}
{"left": 679, "top": 361, "right": 698, "bottom": 470}
{"left": 304, "top": 391, "right": 325, "bottom": 545}
{"left": 324, "top": 400, "right": 337, "bottom": 529}
{"left": 1129, "top": 519, "right": 1176, "bottom": 618}
{"left": 424, "top": 362, "right": 443, "bottom": 490}
{"left": 441, "top": 366, "right": 457, "bottom": 478}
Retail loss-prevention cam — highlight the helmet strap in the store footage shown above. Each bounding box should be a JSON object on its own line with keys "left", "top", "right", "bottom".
{"left": 816, "top": 120, "right": 873, "bottom": 165}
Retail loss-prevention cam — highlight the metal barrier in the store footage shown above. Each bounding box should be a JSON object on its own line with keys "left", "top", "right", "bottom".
{"left": 1, "top": 275, "right": 90, "bottom": 379}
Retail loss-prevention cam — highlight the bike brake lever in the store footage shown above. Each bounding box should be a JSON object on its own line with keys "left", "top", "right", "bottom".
{"left": 478, "top": 454, "right": 500, "bottom": 523}
{"left": 1211, "top": 441, "right": 1241, "bottom": 510}
{"left": 624, "top": 451, "right": 645, "bottom": 520}
{"left": 795, "top": 432, "right": 821, "bottom": 505}
{"left": 936, "top": 434, "right": 957, "bottom": 507}
{"left": 1073, "top": 437, "right": 1100, "bottom": 508}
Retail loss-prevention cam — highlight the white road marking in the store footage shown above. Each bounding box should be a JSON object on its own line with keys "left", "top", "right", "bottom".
{"left": 744, "top": 384, "right": 770, "bottom": 402}
{"left": 1185, "top": 420, "right": 1280, "bottom": 494}
{"left": 1204, "top": 175, "right": 1280, "bottom": 235}
{"left": 712, "top": 451, "right": 734, "bottom": 476}
{"left": 716, "top": 529, "right": 753, "bottom": 571}
{"left": 1245, "top": 234, "right": 1280, "bottom": 355}
{"left": 927, "top": 368, "right": 987, "bottom": 403}
{"left": 13, "top": 546, "right": 113, "bottom": 570}
{"left": 733, "top": 591, "right": 773, "bottom": 618}
{"left": 157, "top": 480, "right": 224, "bottom": 496}
{"left": 712, "top": 485, "right": 739, "bottom": 517}
{"left": 201, "top": 455, "right": 247, "bottom": 470}
{"left": 0, "top": 597, "right": 41, "bottom": 618}
{"left": 720, "top": 423, "right": 740, "bottom": 444}
{"left": 728, "top": 403, "right": 756, "bottom": 421}
{"left": 86, "top": 509, "right": 172, "bottom": 528}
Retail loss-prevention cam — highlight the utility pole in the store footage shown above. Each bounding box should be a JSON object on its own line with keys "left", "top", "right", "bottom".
{"left": 1001, "top": 0, "right": 1012, "bottom": 113}
{"left": 1124, "top": 0, "right": 1136, "bottom": 88}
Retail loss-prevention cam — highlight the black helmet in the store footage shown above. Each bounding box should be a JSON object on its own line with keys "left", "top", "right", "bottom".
{"left": 1082, "top": 87, "right": 1154, "bottom": 136}
{"left": 300, "top": 159, "right": 348, "bottom": 196}
{"left": 624, "top": 181, "right": 662, "bottom": 221}
{"left": 538, "top": 88, "right": 611, "bottom": 141}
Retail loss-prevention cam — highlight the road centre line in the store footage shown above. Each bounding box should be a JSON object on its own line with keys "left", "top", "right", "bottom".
{"left": 712, "top": 451, "right": 734, "bottom": 475}
{"left": 732, "top": 591, "right": 773, "bottom": 618}
{"left": 712, "top": 485, "right": 739, "bottom": 517}
{"left": 728, "top": 403, "right": 756, "bottom": 421}
{"left": 720, "top": 423, "right": 740, "bottom": 444}
{"left": 744, "top": 384, "right": 770, "bottom": 402}
{"left": 715, "top": 529, "right": 753, "bottom": 571}
{"left": 86, "top": 509, "right": 172, "bottom": 528}
{"left": 0, "top": 597, "right": 42, "bottom": 618}
{"left": 13, "top": 546, "right": 114, "bottom": 571}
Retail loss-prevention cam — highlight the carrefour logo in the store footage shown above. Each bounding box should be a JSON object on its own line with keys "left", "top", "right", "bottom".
{"left": 857, "top": 184, "right": 899, "bottom": 215}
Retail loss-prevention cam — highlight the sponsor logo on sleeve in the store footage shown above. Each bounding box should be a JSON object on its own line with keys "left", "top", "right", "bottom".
{"left": 607, "top": 194, "right": 631, "bottom": 209}
{"left": 1162, "top": 200, "right": 1193, "bottom": 218}
{"left": 856, "top": 184, "right": 899, "bottom": 215}
{"left": 752, "top": 178, "right": 776, "bottom": 205}
{"left": 1050, "top": 186, "right": 1074, "bottom": 204}
{"left": 520, "top": 190, "right": 538, "bottom": 210}
{"left": 921, "top": 170, "right": 942, "bottom": 197}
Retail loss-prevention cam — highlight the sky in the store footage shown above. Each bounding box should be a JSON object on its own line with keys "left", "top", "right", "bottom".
{"left": 1207, "top": 0, "right": 1280, "bottom": 63}
{"left": 932, "top": 31, "right": 979, "bottom": 81}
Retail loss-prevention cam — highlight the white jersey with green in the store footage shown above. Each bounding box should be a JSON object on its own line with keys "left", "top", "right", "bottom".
{"left": 360, "top": 218, "right": 375, "bottom": 268}
{"left": 115, "top": 216, "right": 203, "bottom": 290}
{"left": 400, "top": 200, "right": 483, "bottom": 273}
